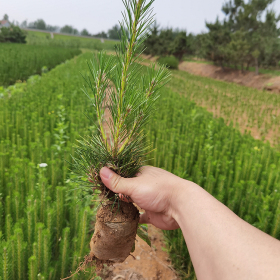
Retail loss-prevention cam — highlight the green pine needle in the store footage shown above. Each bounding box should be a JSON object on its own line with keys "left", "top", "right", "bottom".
{"left": 72, "top": 0, "right": 171, "bottom": 199}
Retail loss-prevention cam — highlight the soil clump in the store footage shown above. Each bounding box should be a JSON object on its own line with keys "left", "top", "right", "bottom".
{"left": 90, "top": 201, "right": 140, "bottom": 263}
{"left": 102, "top": 225, "right": 179, "bottom": 280}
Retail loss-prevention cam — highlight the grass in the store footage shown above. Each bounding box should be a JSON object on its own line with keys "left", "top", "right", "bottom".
{"left": 26, "top": 30, "right": 118, "bottom": 51}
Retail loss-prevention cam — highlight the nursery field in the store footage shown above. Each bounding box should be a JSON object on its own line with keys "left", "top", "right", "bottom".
{"left": 169, "top": 71, "right": 280, "bottom": 149}
{"left": 1, "top": 50, "right": 280, "bottom": 280}
{"left": 0, "top": 52, "right": 99, "bottom": 279}
{"left": 26, "top": 30, "right": 118, "bottom": 51}
{"left": 0, "top": 44, "right": 81, "bottom": 86}
{"left": 145, "top": 85, "right": 280, "bottom": 278}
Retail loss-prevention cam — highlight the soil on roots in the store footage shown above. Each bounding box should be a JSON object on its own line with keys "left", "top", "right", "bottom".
{"left": 90, "top": 201, "right": 140, "bottom": 263}
{"left": 102, "top": 225, "right": 179, "bottom": 280}
{"left": 63, "top": 201, "right": 139, "bottom": 279}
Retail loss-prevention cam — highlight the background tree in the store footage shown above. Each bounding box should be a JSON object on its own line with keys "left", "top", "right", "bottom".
{"left": 20, "top": 20, "right": 28, "bottom": 28}
{"left": 3, "top": 14, "right": 9, "bottom": 21}
{"left": 0, "top": 25, "right": 26, "bottom": 43}
{"left": 60, "top": 25, "right": 79, "bottom": 35}
{"left": 169, "top": 31, "right": 189, "bottom": 60}
{"left": 46, "top": 25, "right": 59, "bottom": 32}
{"left": 108, "top": 24, "right": 129, "bottom": 40}
{"left": 156, "top": 28, "right": 174, "bottom": 56}
{"left": 204, "top": 18, "right": 231, "bottom": 67}
{"left": 108, "top": 24, "right": 121, "bottom": 39}
{"left": 144, "top": 21, "right": 161, "bottom": 56}
{"left": 201, "top": 0, "right": 280, "bottom": 73}
{"left": 144, "top": 26, "right": 193, "bottom": 60}
{"left": 93, "top": 31, "right": 108, "bottom": 38}
{"left": 223, "top": 29, "right": 250, "bottom": 71}
{"left": 81, "top": 29, "right": 91, "bottom": 36}
{"left": 29, "top": 19, "right": 47, "bottom": 30}
{"left": 189, "top": 33, "right": 209, "bottom": 58}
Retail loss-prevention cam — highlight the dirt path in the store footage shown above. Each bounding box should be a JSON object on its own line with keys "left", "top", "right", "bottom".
{"left": 179, "top": 61, "right": 280, "bottom": 93}
{"left": 99, "top": 87, "right": 179, "bottom": 280}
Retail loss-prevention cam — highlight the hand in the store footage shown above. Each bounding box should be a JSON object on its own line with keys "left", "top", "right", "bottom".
{"left": 100, "top": 166, "right": 184, "bottom": 230}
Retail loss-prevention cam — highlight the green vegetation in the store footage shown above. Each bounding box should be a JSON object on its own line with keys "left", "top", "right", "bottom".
{"left": 71, "top": 0, "right": 170, "bottom": 268}
{"left": 1, "top": 1, "right": 280, "bottom": 276}
{"left": 26, "top": 30, "right": 118, "bottom": 51}
{"left": 144, "top": 23, "right": 190, "bottom": 60}
{"left": 20, "top": 15, "right": 123, "bottom": 40}
{"left": 0, "top": 52, "right": 100, "bottom": 279}
{"left": 168, "top": 70, "right": 280, "bottom": 148}
{"left": 144, "top": 0, "right": 280, "bottom": 74}
{"left": 145, "top": 83, "right": 280, "bottom": 279}
{"left": 158, "top": 56, "right": 179, "bottom": 69}
{"left": 190, "top": 0, "right": 280, "bottom": 74}
{"left": 60, "top": 25, "right": 79, "bottom": 35}
{"left": 0, "top": 44, "right": 81, "bottom": 86}
{"left": 0, "top": 25, "right": 26, "bottom": 43}
{"left": 205, "top": 0, "right": 280, "bottom": 73}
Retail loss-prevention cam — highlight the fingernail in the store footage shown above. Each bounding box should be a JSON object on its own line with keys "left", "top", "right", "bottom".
{"left": 100, "top": 167, "right": 113, "bottom": 179}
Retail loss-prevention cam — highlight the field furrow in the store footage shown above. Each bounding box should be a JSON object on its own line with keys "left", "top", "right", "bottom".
{"left": 169, "top": 70, "right": 280, "bottom": 149}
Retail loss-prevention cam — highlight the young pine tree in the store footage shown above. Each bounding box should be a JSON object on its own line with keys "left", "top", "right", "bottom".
{"left": 71, "top": 0, "right": 170, "bottom": 268}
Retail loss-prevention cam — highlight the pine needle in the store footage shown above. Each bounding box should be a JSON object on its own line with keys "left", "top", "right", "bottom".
{"left": 71, "top": 0, "right": 171, "bottom": 199}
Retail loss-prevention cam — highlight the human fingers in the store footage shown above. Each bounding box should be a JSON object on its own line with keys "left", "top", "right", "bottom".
{"left": 100, "top": 167, "right": 135, "bottom": 197}
{"left": 119, "top": 193, "right": 134, "bottom": 203}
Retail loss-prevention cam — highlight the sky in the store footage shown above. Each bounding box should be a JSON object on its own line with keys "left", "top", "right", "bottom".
{"left": 2, "top": 0, "right": 280, "bottom": 35}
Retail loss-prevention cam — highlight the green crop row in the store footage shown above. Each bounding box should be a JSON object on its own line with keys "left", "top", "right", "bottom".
{"left": 26, "top": 30, "right": 118, "bottom": 51}
{"left": 145, "top": 86, "right": 280, "bottom": 279}
{"left": 0, "top": 52, "right": 101, "bottom": 279}
{"left": 168, "top": 70, "right": 280, "bottom": 149}
{"left": 0, "top": 44, "right": 81, "bottom": 86}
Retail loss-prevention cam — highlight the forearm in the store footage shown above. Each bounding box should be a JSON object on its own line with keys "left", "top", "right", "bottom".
{"left": 173, "top": 179, "right": 280, "bottom": 280}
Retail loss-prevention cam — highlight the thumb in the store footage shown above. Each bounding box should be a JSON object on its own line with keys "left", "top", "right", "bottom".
{"left": 100, "top": 167, "right": 133, "bottom": 196}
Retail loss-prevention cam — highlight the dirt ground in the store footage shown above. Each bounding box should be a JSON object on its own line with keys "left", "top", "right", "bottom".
{"left": 179, "top": 61, "right": 280, "bottom": 93}
{"left": 99, "top": 225, "right": 179, "bottom": 280}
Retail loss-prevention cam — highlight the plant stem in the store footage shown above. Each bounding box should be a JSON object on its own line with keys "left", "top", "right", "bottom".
{"left": 114, "top": 0, "right": 143, "bottom": 154}
{"left": 96, "top": 72, "right": 107, "bottom": 147}
{"left": 118, "top": 75, "right": 156, "bottom": 154}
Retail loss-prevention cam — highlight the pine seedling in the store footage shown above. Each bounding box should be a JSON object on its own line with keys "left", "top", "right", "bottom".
{"left": 28, "top": 256, "right": 38, "bottom": 280}
{"left": 69, "top": 0, "right": 170, "bottom": 272}
{"left": 42, "top": 229, "right": 51, "bottom": 275}
{"left": 72, "top": 0, "right": 170, "bottom": 198}
{"left": 60, "top": 227, "right": 70, "bottom": 279}
{"left": 36, "top": 223, "right": 44, "bottom": 273}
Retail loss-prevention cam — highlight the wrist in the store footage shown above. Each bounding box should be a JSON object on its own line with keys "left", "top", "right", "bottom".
{"left": 170, "top": 178, "right": 200, "bottom": 226}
